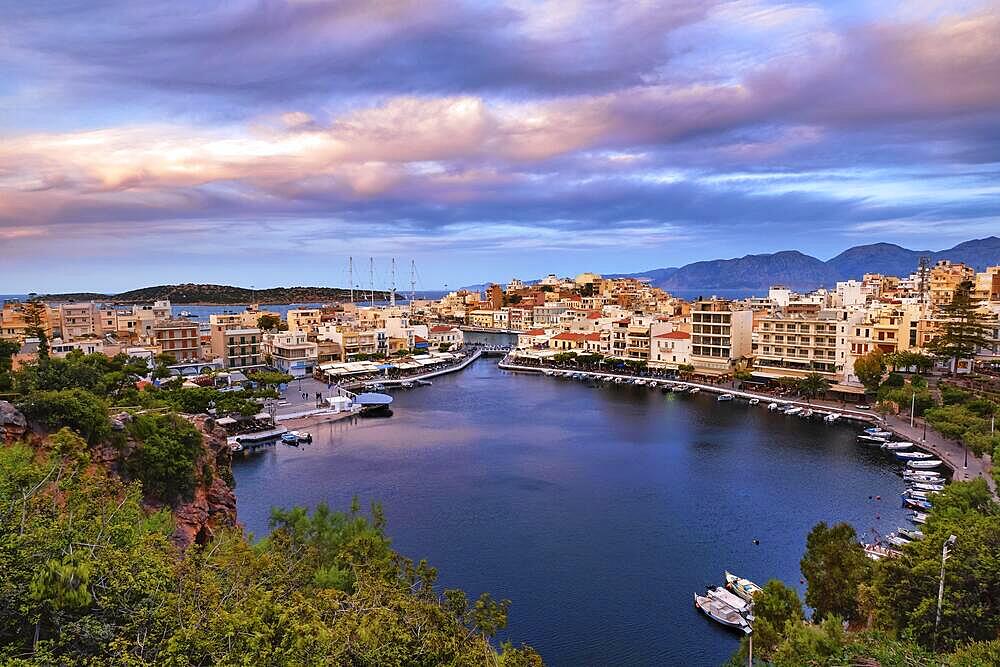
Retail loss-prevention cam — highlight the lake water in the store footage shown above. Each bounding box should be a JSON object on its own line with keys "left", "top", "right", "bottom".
{"left": 233, "top": 358, "right": 909, "bottom": 666}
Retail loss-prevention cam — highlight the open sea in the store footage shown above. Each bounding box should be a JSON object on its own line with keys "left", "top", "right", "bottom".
{"left": 233, "top": 355, "right": 910, "bottom": 666}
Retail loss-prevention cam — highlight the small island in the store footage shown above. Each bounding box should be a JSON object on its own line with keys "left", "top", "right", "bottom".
{"left": 40, "top": 283, "right": 393, "bottom": 305}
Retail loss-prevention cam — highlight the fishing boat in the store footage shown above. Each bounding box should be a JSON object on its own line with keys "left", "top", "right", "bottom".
{"left": 717, "top": 394, "right": 735, "bottom": 402}
{"left": 724, "top": 571, "right": 763, "bottom": 604}
{"left": 688, "top": 387, "right": 700, "bottom": 394}
{"left": 400, "top": 381, "right": 415, "bottom": 389}
{"left": 768, "top": 402, "right": 779, "bottom": 411}
{"left": 694, "top": 593, "right": 751, "bottom": 634}
{"left": 882, "top": 441, "right": 913, "bottom": 451}
{"left": 904, "top": 497, "right": 933, "bottom": 510}
{"left": 178, "top": 310, "right": 195, "bottom": 318}
{"left": 907, "top": 459, "right": 944, "bottom": 469}
{"left": 749, "top": 398, "right": 760, "bottom": 405}
{"left": 706, "top": 586, "right": 750, "bottom": 614}
{"left": 800, "top": 409, "right": 814, "bottom": 418}
{"left": 864, "top": 427, "right": 892, "bottom": 437}
{"left": 898, "top": 528, "right": 925, "bottom": 541}
{"left": 910, "top": 511, "right": 929, "bottom": 524}
{"left": 903, "top": 489, "right": 934, "bottom": 500}
{"left": 824, "top": 413, "right": 841, "bottom": 422}
{"left": 895, "top": 451, "right": 934, "bottom": 460}
{"left": 887, "top": 534, "right": 912, "bottom": 548}
{"left": 280, "top": 432, "right": 300, "bottom": 445}
{"left": 672, "top": 385, "right": 687, "bottom": 392}
{"left": 290, "top": 430, "right": 312, "bottom": 443}
{"left": 909, "top": 482, "right": 945, "bottom": 492}
{"left": 783, "top": 406, "right": 802, "bottom": 416}
{"left": 858, "top": 434, "right": 889, "bottom": 444}
{"left": 903, "top": 470, "right": 944, "bottom": 480}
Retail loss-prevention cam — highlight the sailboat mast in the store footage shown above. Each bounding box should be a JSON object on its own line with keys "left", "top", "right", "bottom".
{"left": 348, "top": 256, "right": 354, "bottom": 303}
{"left": 410, "top": 259, "right": 416, "bottom": 303}
{"left": 369, "top": 257, "right": 375, "bottom": 307}
{"left": 390, "top": 258, "right": 396, "bottom": 308}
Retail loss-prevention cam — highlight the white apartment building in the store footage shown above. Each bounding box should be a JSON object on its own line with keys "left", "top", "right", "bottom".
{"left": 263, "top": 331, "right": 318, "bottom": 377}
{"left": 689, "top": 299, "right": 753, "bottom": 374}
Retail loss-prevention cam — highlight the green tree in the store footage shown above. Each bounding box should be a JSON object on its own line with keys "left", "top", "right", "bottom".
{"left": 125, "top": 413, "right": 204, "bottom": 500}
{"left": 257, "top": 313, "right": 282, "bottom": 331}
{"left": 23, "top": 298, "right": 49, "bottom": 361}
{"left": 853, "top": 349, "right": 886, "bottom": 394}
{"left": 733, "top": 579, "right": 804, "bottom": 662}
{"left": 16, "top": 388, "right": 110, "bottom": 445}
{"left": 927, "top": 280, "right": 994, "bottom": 371}
{"left": 797, "top": 372, "right": 831, "bottom": 401}
{"left": 800, "top": 522, "right": 871, "bottom": 622}
{"left": 0, "top": 338, "right": 19, "bottom": 392}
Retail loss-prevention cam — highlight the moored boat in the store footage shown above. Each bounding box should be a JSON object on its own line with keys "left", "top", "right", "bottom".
{"left": 882, "top": 441, "right": 913, "bottom": 450}
{"left": 907, "top": 459, "right": 944, "bottom": 469}
{"left": 887, "top": 534, "right": 912, "bottom": 548}
{"left": 694, "top": 593, "right": 751, "bottom": 634}
{"left": 717, "top": 394, "right": 735, "bottom": 402}
{"left": 910, "top": 511, "right": 929, "bottom": 524}
{"left": 824, "top": 413, "right": 841, "bottom": 422}
{"left": 749, "top": 398, "right": 760, "bottom": 405}
{"left": 898, "top": 528, "right": 925, "bottom": 541}
{"left": 767, "top": 402, "right": 779, "bottom": 410}
{"left": 783, "top": 406, "right": 802, "bottom": 415}
{"left": 706, "top": 586, "right": 750, "bottom": 614}
{"left": 724, "top": 571, "right": 762, "bottom": 604}
{"left": 290, "top": 430, "right": 312, "bottom": 443}
{"left": 280, "top": 432, "right": 300, "bottom": 445}
{"left": 858, "top": 434, "right": 889, "bottom": 443}
{"left": 688, "top": 387, "right": 700, "bottom": 394}
{"left": 895, "top": 451, "right": 934, "bottom": 460}
{"left": 909, "top": 482, "right": 944, "bottom": 492}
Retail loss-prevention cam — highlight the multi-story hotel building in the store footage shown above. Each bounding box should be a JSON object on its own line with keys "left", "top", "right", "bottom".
{"left": 752, "top": 306, "right": 843, "bottom": 379}
{"left": 153, "top": 319, "right": 200, "bottom": 362}
{"left": 262, "top": 331, "right": 318, "bottom": 377}
{"left": 689, "top": 299, "right": 753, "bottom": 374}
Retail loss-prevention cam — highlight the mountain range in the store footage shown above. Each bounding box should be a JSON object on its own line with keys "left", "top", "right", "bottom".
{"left": 614, "top": 236, "right": 1000, "bottom": 292}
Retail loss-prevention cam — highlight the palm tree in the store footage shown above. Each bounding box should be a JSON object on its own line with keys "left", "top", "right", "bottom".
{"left": 797, "top": 372, "right": 831, "bottom": 403}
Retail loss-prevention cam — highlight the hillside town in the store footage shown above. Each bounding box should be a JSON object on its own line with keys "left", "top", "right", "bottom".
{"left": 2, "top": 260, "right": 1000, "bottom": 397}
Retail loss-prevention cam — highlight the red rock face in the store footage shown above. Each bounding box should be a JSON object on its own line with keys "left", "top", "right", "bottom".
{"left": 165, "top": 415, "right": 239, "bottom": 549}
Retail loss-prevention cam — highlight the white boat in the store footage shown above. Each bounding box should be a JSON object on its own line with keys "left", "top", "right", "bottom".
{"left": 898, "top": 528, "right": 925, "bottom": 541}
{"left": 672, "top": 385, "right": 687, "bottom": 392}
{"left": 694, "top": 593, "right": 752, "bottom": 634}
{"left": 887, "top": 534, "right": 912, "bottom": 548}
{"left": 706, "top": 586, "right": 750, "bottom": 614}
{"left": 724, "top": 571, "right": 763, "bottom": 604}
{"left": 543, "top": 370, "right": 555, "bottom": 376}
{"left": 767, "top": 402, "right": 779, "bottom": 411}
{"left": 783, "top": 406, "right": 802, "bottom": 416}
{"left": 400, "top": 381, "right": 415, "bottom": 388}
{"left": 903, "top": 489, "right": 935, "bottom": 500}
{"left": 907, "top": 459, "right": 944, "bottom": 469}
{"left": 909, "top": 482, "right": 944, "bottom": 492}
{"left": 882, "top": 441, "right": 913, "bottom": 450}
{"left": 865, "top": 430, "right": 893, "bottom": 438}
{"left": 904, "top": 475, "right": 946, "bottom": 485}
{"left": 688, "top": 387, "right": 700, "bottom": 394}
{"left": 290, "top": 430, "right": 312, "bottom": 443}
{"left": 910, "top": 511, "right": 929, "bottom": 524}
{"left": 824, "top": 413, "right": 841, "bottom": 422}
{"left": 864, "top": 427, "right": 890, "bottom": 435}
{"left": 864, "top": 543, "right": 902, "bottom": 561}
{"left": 717, "top": 394, "right": 735, "bottom": 402}
{"left": 895, "top": 451, "right": 934, "bottom": 460}
{"left": 749, "top": 398, "right": 760, "bottom": 405}
{"left": 858, "top": 434, "right": 889, "bottom": 443}
{"left": 230, "top": 442, "right": 244, "bottom": 453}
{"left": 800, "top": 409, "right": 814, "bottom": 418}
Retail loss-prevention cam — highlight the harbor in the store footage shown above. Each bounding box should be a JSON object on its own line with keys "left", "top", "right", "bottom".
{"left": 233, "top": 357, "right": 912, "bottom": 666}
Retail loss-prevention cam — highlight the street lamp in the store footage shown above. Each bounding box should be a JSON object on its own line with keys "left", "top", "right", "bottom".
{"left": 934, "top": 534, "right": 957, "bottom": 650}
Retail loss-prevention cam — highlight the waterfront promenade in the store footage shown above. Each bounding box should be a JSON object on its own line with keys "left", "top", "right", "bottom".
{"left": 498, "top": 357, "right": 996, "bottom": 494}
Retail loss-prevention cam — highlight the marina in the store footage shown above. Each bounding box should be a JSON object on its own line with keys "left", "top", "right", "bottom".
{"left": 233, "top": 357, "right": 912, "bottom": 666}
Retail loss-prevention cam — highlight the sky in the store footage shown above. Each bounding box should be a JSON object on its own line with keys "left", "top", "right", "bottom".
{"left": 1, "top": 0, "right": 999, "bottom": 293}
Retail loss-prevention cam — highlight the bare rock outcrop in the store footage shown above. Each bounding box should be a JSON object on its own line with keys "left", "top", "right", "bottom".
{"left": 0, "top": 401, "right": 28, "bottom": 443}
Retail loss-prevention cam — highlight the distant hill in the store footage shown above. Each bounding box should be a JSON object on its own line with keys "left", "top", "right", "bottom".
{"left": 625, "top": 236, "right": 1000, "bottom": 292}
{"left": 41, "top": 283, "right": 390, "bottom": 304}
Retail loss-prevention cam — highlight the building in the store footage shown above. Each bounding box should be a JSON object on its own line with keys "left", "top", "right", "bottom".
{"left": 58, "top": 303, "right": 96, "bottom": 340}
{"left": 428, "top": 325, "right": 464, "bottom": 350}
{"left": 287, "top": 308, "right": 322, "bottom": 335}
{"left": 50, "top": 338, "right": 104, "bottom": 357}
{"left": 929, "top": 261, "right": 975, "bottom": 310}
{"left": 689, "top": 299, "right": 753, "bottom": 374}
{"left": 752, "top": 307, "right": 843, "bottom": 379}
{"left": 153, "top": 319, "right": 200, "bottom": 362}
{"left": 209, "top": 314, "right": 263, "bottom": 370}
{"left": 468, "top": 309, "right": 497, "bottom": 328}
{"left": 262, "top": 331, "right": 318, "bottom": 377}
{"left": 649, "top": 331, "right": 691, "bottom": 369}
{"left": 1, "top": 300, "right": 56, "bottom": 341}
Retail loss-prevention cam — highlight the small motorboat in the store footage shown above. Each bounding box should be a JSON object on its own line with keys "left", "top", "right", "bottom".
{"left": 688, "top": 387, "right": 700, "bottom": 394}
{"left": 717, "top": 394, "right": 735, "bottom": 402}
{"left": 907, "top": 459, "right": 944, "bottom": 469}
{"left": 864, "top": 426, "right": 887, "bottom": 435}
{"left": 724, "top": 571, "right": 763, "bottom": 604}
{"left": 800, "top": 409, "right": 814, "bottom": 418}
{"left": 824, "top": 413, "right": 841, "bottom": 422}
{"left": 290, "top": 430, "right": 312, "bottom": 443}
{"left": 543, "top": 370, "right": 555, "bottom": 376}
{"left": 864, "top": 543, "right": 902, "bottom": 561}
{"left": 909, "top": 482, "right": 945, "bottom": 492}
{"left": 910, "top": 511, "right": 929, "bottom": 524}
{"left": 415, "top": 379, "right": 433, "bottom": 386}
{"left": 783, "top": 406, "right": 802, "bottom": 416}
{"left": 400, "top": 381, "right": 415, "bottom": 389}
{"left": 694, "top": 593, "right": 751, "bottom": 634}
{"left": 895, "top": 451, "right": 934, "bottom": 460}
{"left": 858, "top": 434, "right": 889, "bottom": 444}
{"left": 865, "top": 430, "right": 893, "bottom": 438}
{"left": 903, "top": 489, "right": 935, "bottom": 500}
{"left": 904, "top": 497, "right": 933, "bottom": 510}
{"left": 280, "top": 432, "right": 300, "bottom": 445}
{"left": 672, "top": 385, "right": 687, "bottom": 392}
{"left": 749, "top": 398, "right": 760, "bottom": 405}
{"left": 882, "top": 441, "right": 913, "bottom": 451}
{"left": 179, "top": 310, "right": 195, "bottom": 318}
{"left": 903, "top": 470, "right": 944, "bottom": 480}
{"left": 706, "top": 586, "right": 750, "bottom": 614}
{"left": 767, "top": 402, "right": 779, "bottom": 411}
{"left": 887, "top": 534, "right": 912, "bottom": 548}
{"left": 898, "top": 528, "right": 925, "bottom": 541}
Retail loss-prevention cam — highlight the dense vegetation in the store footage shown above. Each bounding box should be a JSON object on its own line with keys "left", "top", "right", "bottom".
{"left": 40, "top": 283, "right": 390, "bottom": 304}
{"left": 1, "top": 351, "right": 541, "bottom": 665}
{"left": 729, "top": 480, "right": 1000, "bottom": 665}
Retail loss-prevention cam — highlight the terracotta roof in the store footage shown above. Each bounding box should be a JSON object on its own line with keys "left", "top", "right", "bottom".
{"left": 551, "top": 332, "right": 588, "bottom": 341}
{"left": 583, "top": 332, "right": 604, "bottom": 341}
{"left": 522, "top": 328, "right": 547, "bottom": 336}
{"left": 654, "top": 331, "right": 690, "bottom": 339}
{"left": 414, "top": 336, "right": 428, "bottom": 343}
{"left": 429, "top": 325, "right": 457, "bottom": 333}
{"left": 587, "top": 312, "right": 603, "bottom": 319}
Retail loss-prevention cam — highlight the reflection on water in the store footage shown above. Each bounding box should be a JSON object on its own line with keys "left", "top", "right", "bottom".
{"left": 234, "top": 359, "right": 908, "bottom": 666}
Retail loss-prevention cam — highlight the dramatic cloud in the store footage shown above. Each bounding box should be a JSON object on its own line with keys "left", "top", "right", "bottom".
{"left": 1, "top": 0, "right": 998, "bottom": 291}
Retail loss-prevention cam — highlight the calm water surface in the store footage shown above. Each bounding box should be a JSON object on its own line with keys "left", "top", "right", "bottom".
{"left": 234, "top": 359, "right": 909, "bottom": 666}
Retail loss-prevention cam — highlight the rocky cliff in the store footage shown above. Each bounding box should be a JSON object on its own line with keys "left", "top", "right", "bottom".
{"left": 1, "top": 401, "right": 238, "bottom": 550}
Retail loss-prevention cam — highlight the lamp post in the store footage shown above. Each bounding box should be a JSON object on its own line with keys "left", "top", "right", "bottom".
{"left": 934, "top": 534, "right": 957, "bottom": 650}
{"left": 910, "top": 390, "right": 916, "bottom": 428}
